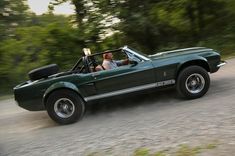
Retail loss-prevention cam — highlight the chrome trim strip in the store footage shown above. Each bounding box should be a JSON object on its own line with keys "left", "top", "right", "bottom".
{"left": 217, "top": 61, "right": 226, "bottom": 68}
{"left": 84, "top": 79, "right": 175, "bottom": 102}
{"left": 84, "top": 83, "right": 155, "bottom": 101}
{"left": 123, "top": 46, "right": 150, "bottom": 61}
{"left": 149, "top": 48, "right": 212, "bottom": 57}
{"left": 158, "top": 47, "right": 206, "bottom": 53}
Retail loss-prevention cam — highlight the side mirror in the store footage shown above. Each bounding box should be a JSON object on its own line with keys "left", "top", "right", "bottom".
{"left": 130, "top": 60, "right": 138, "bottom": 66}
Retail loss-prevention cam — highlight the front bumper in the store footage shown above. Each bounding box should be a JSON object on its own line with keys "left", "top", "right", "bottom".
{"left": 217, "top": 61, "right": 227, "bottom": 68}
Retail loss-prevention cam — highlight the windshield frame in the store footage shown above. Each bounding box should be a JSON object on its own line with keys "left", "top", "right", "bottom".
{"left": 123, "top": 46, "right": 150, "bottom": 61}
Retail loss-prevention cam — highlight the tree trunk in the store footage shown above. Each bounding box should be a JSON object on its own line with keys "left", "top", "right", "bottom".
{"left": 72, "top": 0, "right": 85, "bottom": 26}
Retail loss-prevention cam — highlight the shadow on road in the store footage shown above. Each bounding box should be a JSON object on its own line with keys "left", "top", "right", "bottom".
{"left": 85, "top": 76, "right": 231, "bottom": 117}
{"left": 1, "top": 87, "right": 183, "bottom": 131}
{"left": 86, "top": 87, "right": 179, "bottom": 116}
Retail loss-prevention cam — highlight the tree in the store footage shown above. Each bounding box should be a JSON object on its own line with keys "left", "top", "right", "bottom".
{"left": 0, "top": 0, "right": 28, "bottom": 41}
{"left": 98, "top": 0, "right": 231, "bottom": 51}
{"left": 49, "top": 0, "right": 86, "bottom": 25}
{"left": 49, "top": 0, "right": 118, "bottom": 53}
{"left": 0, "top": 13, "right": 82, "bottom": 92}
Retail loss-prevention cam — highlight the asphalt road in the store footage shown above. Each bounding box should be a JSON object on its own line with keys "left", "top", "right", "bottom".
{"left": 0, "top": 59, "right": 235, "bottom": 156}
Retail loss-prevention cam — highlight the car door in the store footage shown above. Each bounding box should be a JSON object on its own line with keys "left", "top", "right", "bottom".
{"left": 91, "top": 61, "right": 156, "bottom": 98}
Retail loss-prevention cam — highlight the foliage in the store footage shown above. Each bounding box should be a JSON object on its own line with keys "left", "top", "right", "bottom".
{"left": 97, "top": 0, "right": 235, "bottom": 53}
{"left": 0, "top": 14, "right": 82, "bottom": 89}
{"left": 86, "top": 142, "right": 218, "bottom": 156}
{"left": 0, "top": 0, "right": 28, "bottom": 41}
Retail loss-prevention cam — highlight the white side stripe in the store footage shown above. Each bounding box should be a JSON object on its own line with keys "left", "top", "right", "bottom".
{"left": 84, "top": 79, "right": 175, "bottom": 102}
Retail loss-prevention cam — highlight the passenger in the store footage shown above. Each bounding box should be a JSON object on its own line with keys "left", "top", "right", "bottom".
{"left": 102, "top": 52, "right": 129, "bottom": 70}
{"left": 95, "top": 65, "right": 104, "bottom": 71}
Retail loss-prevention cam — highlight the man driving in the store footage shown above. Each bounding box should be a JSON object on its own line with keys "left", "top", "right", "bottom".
{"left": 102, "top": 52, "right": 129, "bottom": 70}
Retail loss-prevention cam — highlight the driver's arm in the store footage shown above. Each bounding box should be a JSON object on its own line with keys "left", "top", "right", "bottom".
{"left": 122, "top": 59, "right": 129, "bottom": 65}
{"left": 115, "top": 59, "right": 129, "bottom": 66}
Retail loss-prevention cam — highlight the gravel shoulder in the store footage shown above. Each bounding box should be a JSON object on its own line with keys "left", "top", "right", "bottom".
{"left": 0, "top": 59, "right": 235, "bottom": 156}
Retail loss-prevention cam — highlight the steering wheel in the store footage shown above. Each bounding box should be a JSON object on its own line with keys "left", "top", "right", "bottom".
{"left": 80, "top": 56, "right": 90, "bottom": 73}
{"left": 89, "top": 56, "right": 101, "bottom": 71}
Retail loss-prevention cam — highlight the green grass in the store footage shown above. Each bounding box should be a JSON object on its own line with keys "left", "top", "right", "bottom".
{"left": 175, "top": 145, "right": 202, "bottom": 156}
{"left": 87, "top": 142, "right": 218, "bottom": 156}
{"left": 204, "top": 143, "right": 217, "bottom": 150}
{"left": 153, "top": 152, "right": 167, "bottom": 156}
{"left": 175, "top": 143, "right": 218, "bottom": 156}
{"left": 134, "top": 148, "right": 151, "bottom": 156}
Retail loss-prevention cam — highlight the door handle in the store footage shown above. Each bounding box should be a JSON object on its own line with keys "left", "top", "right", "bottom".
{"left": 86, "top": 82, "right": 95, "bottom": 86}
{"left": 92, "top": 73, "right": 100, "bottom": 77}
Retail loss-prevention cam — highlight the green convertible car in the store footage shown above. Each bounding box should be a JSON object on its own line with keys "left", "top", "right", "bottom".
{"left": 14, "top": 46, "right": 226, "bottom": 124}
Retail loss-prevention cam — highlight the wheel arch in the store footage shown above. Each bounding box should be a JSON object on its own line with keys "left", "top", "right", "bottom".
{"left": 43, "top": 82, "right": 84, "bottom": 106}
{"left": 176, "top": 58, "right": 211, "bottom": 80}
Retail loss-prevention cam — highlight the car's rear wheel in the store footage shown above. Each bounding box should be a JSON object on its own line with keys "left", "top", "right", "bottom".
{"left": 177, "top": 66, "right": 210, "bottom": 99}
{"left": 46, "top": 89, "right": 85, "bottom": 124}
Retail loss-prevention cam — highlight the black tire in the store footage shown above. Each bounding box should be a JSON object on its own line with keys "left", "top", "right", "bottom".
{"left": 176, "top": 66, "right": 210, "bottom": 99}
{"left": 28, "top": 64, "right": 59, "bottom": 81}
{"left": 46, "top": 89, "right": 85, "bottom": 125}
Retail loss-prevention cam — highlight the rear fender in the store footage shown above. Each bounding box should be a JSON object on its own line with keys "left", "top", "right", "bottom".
{"left": 43, "top": 82, "right": 83, "bottom": 105}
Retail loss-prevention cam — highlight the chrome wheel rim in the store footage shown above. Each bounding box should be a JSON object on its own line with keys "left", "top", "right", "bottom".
{"left": 54, "top": 98, "right": 75, "bottom": 118}
{"left": 185, "top": 73, "right": 205, "bottom": 94}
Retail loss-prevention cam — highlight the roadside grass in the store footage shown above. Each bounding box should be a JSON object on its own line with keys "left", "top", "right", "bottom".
{"left": 133, "top": 142, "right": 218, "bottom": 156}
{"left": 134, "top": 148, "right": 166, "bottom": 156}
{"left": 0, "top": 94, "right": 13, "bottom": 101}
{"left": 174, "top": 145, "right": 203, "bottom": 156}
{"left": 87, "top": 142, "right": 218, "bottom": 156}
{"left": 222, "top": 53, "right": 235, "bottom": 60}
{"left": 0, "top": 87, "right": 13, "bottom": 101}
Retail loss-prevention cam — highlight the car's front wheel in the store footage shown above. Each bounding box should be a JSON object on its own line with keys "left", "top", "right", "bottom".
{"left": 46, "top": 89, "right": 85, "bottom": 124}
{"left": 177, "top": 66, "right": 210, "bottom": 99}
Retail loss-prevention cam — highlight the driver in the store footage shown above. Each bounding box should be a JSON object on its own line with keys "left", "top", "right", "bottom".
{"left": 102, "top": 52, "right": 129, "bottom": 70}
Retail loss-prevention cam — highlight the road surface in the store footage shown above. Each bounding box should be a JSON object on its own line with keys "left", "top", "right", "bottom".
{"left": 0, "top": 59, "right": 235, "bottom": 156}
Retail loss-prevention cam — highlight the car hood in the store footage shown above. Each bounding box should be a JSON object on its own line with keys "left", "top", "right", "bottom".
{"left": 148, "top": 47, "right": 214, "bottom": 59}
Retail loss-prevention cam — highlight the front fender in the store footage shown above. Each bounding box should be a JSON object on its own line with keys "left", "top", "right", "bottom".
{"left": 177, "top": 55, "right": 210, "bottom": 72}
{"left": 43, "top": 81, "right": 82, "bottom": 104}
